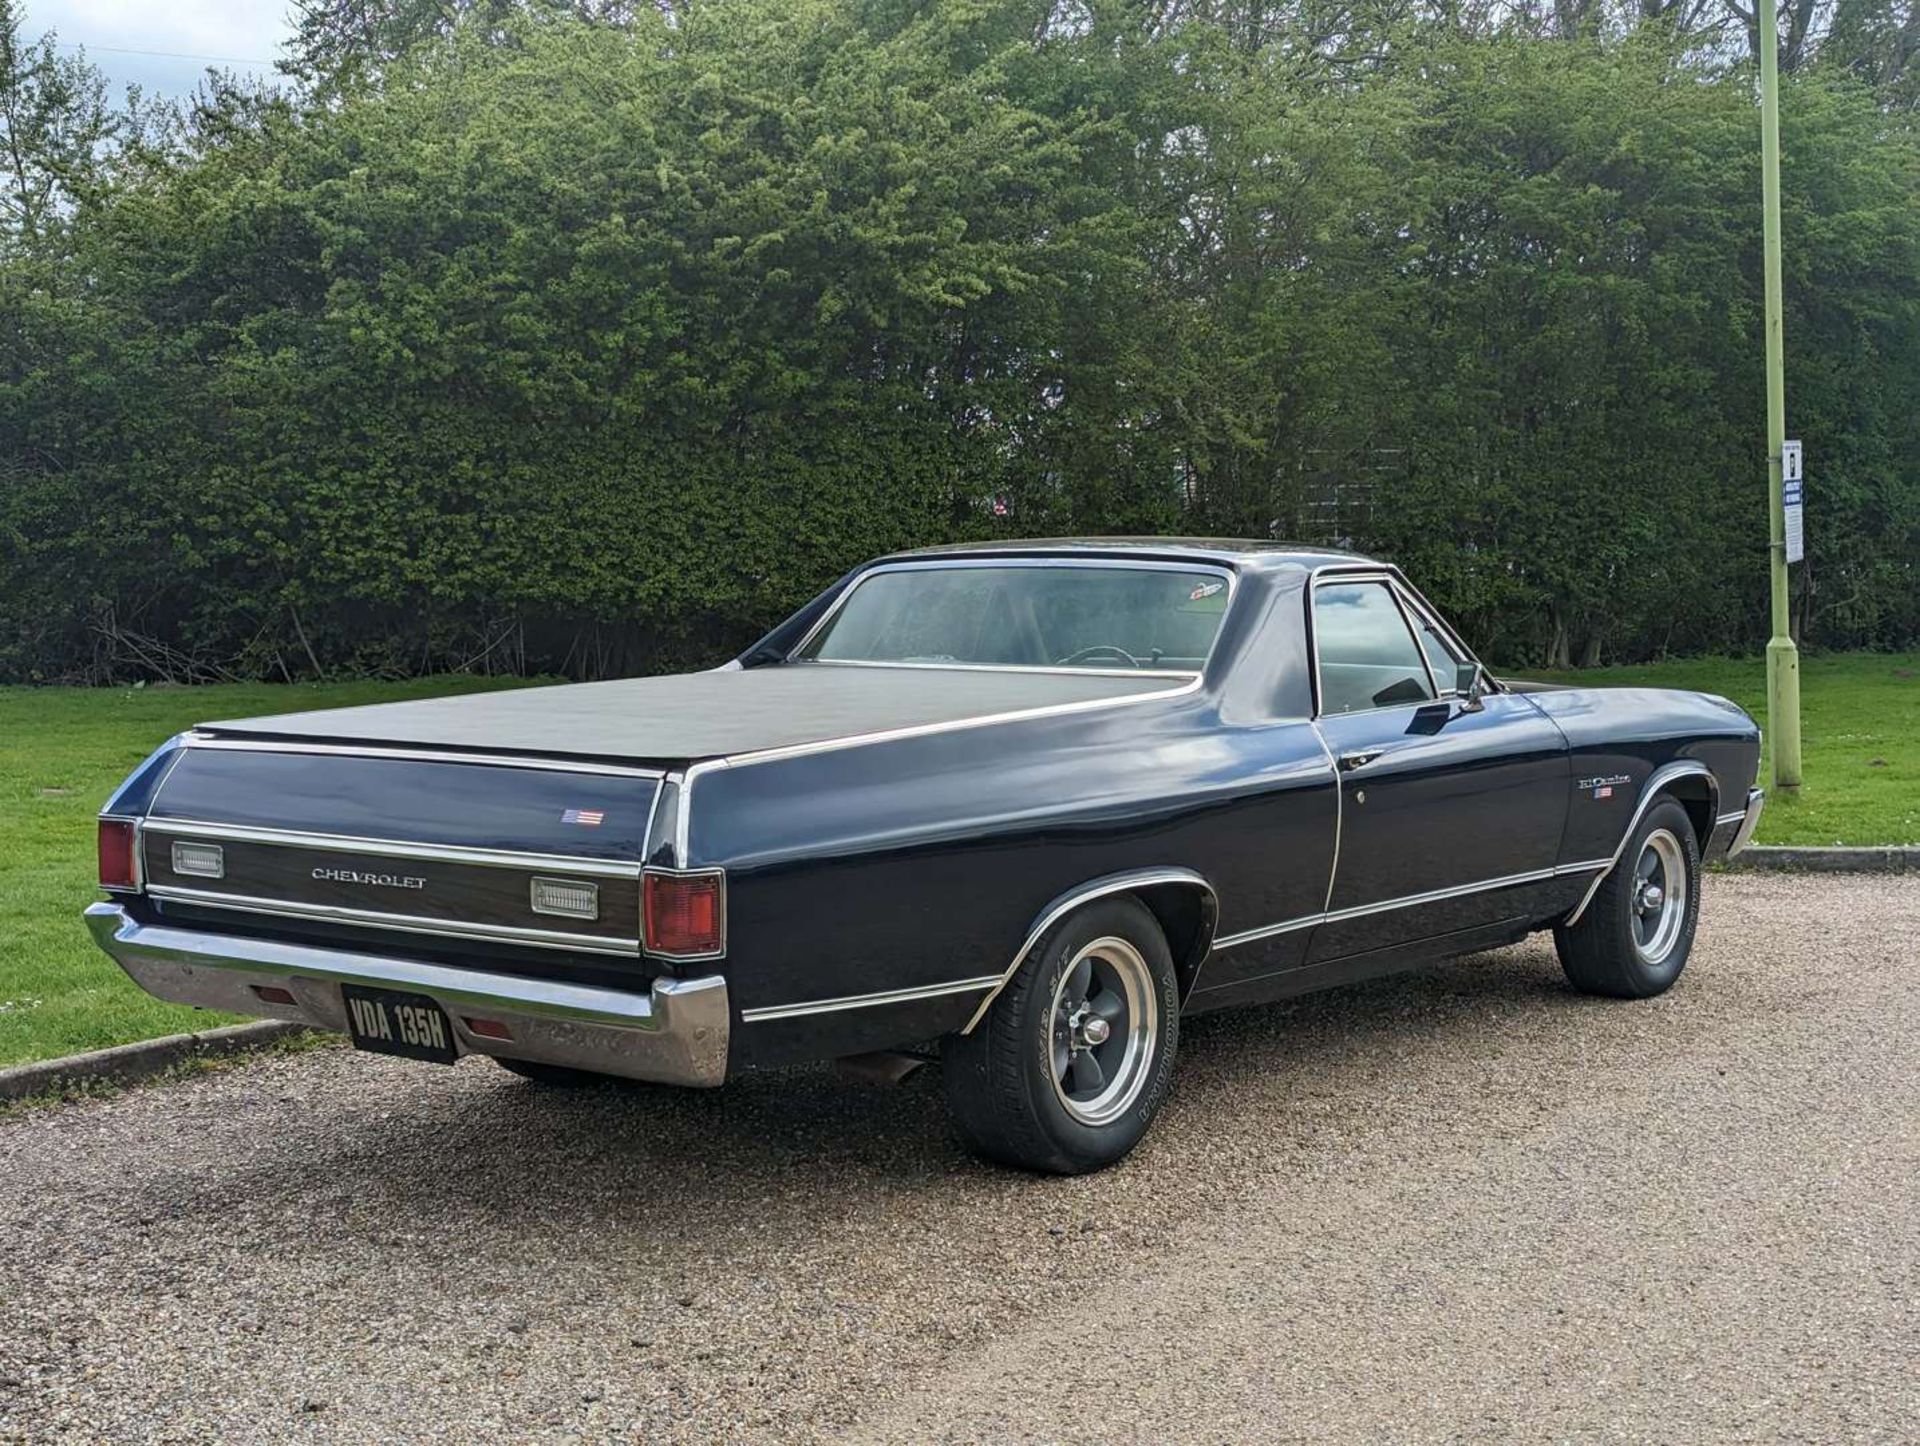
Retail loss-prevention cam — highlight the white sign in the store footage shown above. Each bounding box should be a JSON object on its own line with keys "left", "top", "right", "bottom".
{"left": 1782, "top": 439, "right": 1804, "bottom": 563}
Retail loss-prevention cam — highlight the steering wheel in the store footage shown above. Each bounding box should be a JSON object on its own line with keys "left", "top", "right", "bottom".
{"left": 1056, "top": 644, "right": 1141, "bottom": 669}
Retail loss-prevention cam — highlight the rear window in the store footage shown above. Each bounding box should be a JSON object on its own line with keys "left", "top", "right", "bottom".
{"left": 796, "top": 564, "right": 1230, "bottom": 673}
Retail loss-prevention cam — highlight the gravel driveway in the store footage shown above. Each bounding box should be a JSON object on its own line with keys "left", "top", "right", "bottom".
{"left": 1, "top": 873, "right": 1913, "bottom": 1443}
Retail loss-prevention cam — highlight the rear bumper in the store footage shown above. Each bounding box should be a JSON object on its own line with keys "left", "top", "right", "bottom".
{"left": 83, "top": 902, "right": 729, "bottom": 1087}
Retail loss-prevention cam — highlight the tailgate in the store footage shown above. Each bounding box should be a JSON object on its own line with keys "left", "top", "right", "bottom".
{"left": 138, "top": 744, "right": 658, "bottom": 956}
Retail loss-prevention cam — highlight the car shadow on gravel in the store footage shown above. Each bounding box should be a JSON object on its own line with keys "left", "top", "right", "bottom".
{"left": 128, "top": 940, "right": 1625, "bottom": 1244}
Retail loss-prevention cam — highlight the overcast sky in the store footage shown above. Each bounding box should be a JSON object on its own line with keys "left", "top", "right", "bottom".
{"left": 24, "top": 1, "right": 295, "bottom": 99}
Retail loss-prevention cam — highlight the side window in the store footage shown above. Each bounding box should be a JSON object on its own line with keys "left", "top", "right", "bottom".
{"left": 1408, "top": 606, "right": 1463, "bottom": 691}
{"left": 1314, "top": 581, "right": 1437, "bottom": 715}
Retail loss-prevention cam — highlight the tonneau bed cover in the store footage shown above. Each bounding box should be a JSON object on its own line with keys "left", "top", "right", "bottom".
{"left": 197, "top": 665, "right": 1180, "bottom": 764}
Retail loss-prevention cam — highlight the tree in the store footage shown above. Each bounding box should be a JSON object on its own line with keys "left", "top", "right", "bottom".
{"left": 0, "top": 0, "right": 115, "bottom": 262}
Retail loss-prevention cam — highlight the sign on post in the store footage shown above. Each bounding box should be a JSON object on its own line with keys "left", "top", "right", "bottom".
{"left": 1782, "top": 440, "right": 1804, "bottom": 563}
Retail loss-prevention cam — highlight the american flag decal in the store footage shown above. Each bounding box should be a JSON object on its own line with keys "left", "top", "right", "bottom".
{"left": 561, "top": 808, "right": 606, "bottom": 827}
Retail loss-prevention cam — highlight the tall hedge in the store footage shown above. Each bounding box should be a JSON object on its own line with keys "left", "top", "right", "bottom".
{"left": 2, "top": 3, "right": 1916, "bottom": 680}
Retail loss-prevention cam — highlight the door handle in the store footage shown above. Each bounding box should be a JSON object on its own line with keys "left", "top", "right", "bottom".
{"left": 1338, "top": 748, "right": 1384, "bottom": 772}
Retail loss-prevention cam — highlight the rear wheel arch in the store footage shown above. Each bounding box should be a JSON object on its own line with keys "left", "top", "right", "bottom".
{"left": 960, "top": 868, "right": 1218, "bottom": 1034}
{"left": 1132, "top": 880, "right": 1219, "bottom": 1002}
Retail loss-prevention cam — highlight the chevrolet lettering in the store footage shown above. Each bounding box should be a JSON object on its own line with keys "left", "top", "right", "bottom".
{"left": 311, "top": 868, "right": 428, "bottom": 889}
{"left": 85, "top": 540, "right": 1764, "bottom": 1174}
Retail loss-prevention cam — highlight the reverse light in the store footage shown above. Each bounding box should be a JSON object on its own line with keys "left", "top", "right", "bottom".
{"left": 170, "top": 840, "right": 225, "bottom": 879}
{"left": 642, "top": 870, "right": 726, "bottom": 958}
{"left": 98, "top": 818, "right": 139, "bottom": 892}
{"left": 530, "top": 876, "right": 599, "bottom": 921}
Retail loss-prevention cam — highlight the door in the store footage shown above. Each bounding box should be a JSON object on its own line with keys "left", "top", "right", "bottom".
{"left": 1305, "top": 576, "right": 1569, "bottom": 962}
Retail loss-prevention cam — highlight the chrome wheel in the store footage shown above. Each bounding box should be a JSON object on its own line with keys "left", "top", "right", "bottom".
{"left": 1048, "top": 936, "right": 1155, "bottom": 1127}
{"left": 1630, "top": 828, "right": 1687, "bottom": 966}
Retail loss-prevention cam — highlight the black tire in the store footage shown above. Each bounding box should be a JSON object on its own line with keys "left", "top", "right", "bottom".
{"left": 491, "top": 1056, "right": 622, "bottom": 1088}
{"left": 1554, "top": 797, "right": 1702, "bottom": 999}
{"left": 943, "top": 896, "right": 1179, "bottom": 1175}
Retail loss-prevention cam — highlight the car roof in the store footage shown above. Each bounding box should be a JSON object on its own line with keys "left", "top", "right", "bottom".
{"left": 879, "top": 537, "right": 1378, "bottom": 572}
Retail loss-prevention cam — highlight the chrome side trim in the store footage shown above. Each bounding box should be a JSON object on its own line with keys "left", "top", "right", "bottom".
{"left": 1715, "top": 809, "right": 1748, "bottom": 826}
{"left": 183, "top": 735, "right": 667, "bottom": 780}
{"left": 957, "top": 867, "right": 1218, "bottom": 1035}
{"left": 1726, "top": 788, "right": 1765, "bottom": 857}
{"left": 1562, "top": 761, "right": 1717, "bottom": 928}
{"left": 1207, "top": 912, "right": 1323, "bottom": 950}
{"left": 741, "top": 974, "right": 1003, "bottom": 1024}
{"left": 716, "top": 676, "right": 1204, "bottom": 771}
{"left": 1211, "top": 859, "right": 1612, "bottom": 950}
{"left": 145, "top": 884, "right": 642, "bottom": 957}
{"left": 83, "top": 903, "right": 728, "bottom": 1087}
{"left": 142, "top": 819, "right": 642, "bottom": 879}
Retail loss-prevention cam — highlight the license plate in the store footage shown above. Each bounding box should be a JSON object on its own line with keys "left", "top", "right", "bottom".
{"left": 342, "top": 985, "right": 457, "bottom": 1065}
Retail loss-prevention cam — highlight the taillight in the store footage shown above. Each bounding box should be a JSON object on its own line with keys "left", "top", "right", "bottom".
{"left": 642, "top": 870, "right": 725, "bottom": 958}
{"left": 98, "top": 818, "right": 139, "bottom": 891}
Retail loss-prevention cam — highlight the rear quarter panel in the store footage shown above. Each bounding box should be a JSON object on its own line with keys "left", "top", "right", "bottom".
{"left": 685, "top": 693, "right": 1337, "bottom": 1068}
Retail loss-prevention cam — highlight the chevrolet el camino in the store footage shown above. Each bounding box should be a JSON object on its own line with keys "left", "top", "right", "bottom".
{"left": 86, "top": 540, "right": 1764, "bottom": 1173}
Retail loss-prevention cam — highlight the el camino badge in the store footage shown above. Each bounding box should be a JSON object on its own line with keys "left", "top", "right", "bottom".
{"left": 1578, "top": 774, "right": 1630, "bottom": 800}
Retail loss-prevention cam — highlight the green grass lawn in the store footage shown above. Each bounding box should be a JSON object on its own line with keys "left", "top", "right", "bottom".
{"left": 1530, "top": 652, "right": 1918, "bottom": 848}
{"left": 0, "top": 676, "right": 534, "bottom": 1068}
{"left": 1, "top": 654, "right": 1912, "bottom": 1069}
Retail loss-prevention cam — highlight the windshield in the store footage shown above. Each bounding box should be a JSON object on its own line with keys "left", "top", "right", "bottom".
{"left": 795, "top": 564, "right": 1230, "bottom": 673}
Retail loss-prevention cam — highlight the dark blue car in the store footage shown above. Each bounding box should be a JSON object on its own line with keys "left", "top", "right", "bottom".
{"left": 88, "top": 540, "right": 1764, "bottom": 1172}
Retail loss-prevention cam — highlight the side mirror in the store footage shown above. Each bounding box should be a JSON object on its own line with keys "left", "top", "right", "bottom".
{"left": 1455, "top": 662, "right": 1486, "bottom": 712}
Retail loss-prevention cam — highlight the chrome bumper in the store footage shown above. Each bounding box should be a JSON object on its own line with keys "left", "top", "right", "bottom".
{"left": 1726, "top": 787, "right": 1766, "bottom": 858}
{"left": 84, "top": 902, "right": 729, "bottom": 1087}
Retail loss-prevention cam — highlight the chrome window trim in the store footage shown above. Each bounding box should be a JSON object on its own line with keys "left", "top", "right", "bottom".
{"left": 141, "top": 818, "right": 643, "bottom": 879}
{"left": 786, "top": 556, "right": 1238, "bottom": 674}
{"left": 1305, "top": 570, "right": 1439, "bottom": 719}
{"left": 741, "top": 974, "right": 1004, "bottom": 1024}
{"left": 144, "top": 884, "right": 642, "bottom": 956}
{"left": 1561, "top": 761, "right": 1717, "bottom": 927}
{"left": 1393, "top": 584, "right": 1470, "bottom": 697}
{"left": 797, "top": 657, "right": 1200, "bottom": 681}
{"left": 1211, "top": 859, "right": 1612, "bottom": 950}
{"left": 1304, "top": 563, "right": 1494, "bottom": 719}
{"left": 181, "top": 735, "right": 667, "bottom": 780}
{"left": 1387, "top": 582, "right": 1445, "bottom": 700}
{"left": 957, "top": 866, "right": 1218, "bottom": 1036}
{"left": 1389, "top": 578, "right": 1481, "bottom": 695}
{"left": 640, "top": 865, "right": 728, "bottom": 962}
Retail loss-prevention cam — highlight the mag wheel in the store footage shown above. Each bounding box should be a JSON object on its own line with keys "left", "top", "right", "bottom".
{"left": 942, "top": 896, "right": 1179, "bottom": 1175}
{"left": 1555, "top": 797, "right": 1701, "bottom": 999}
